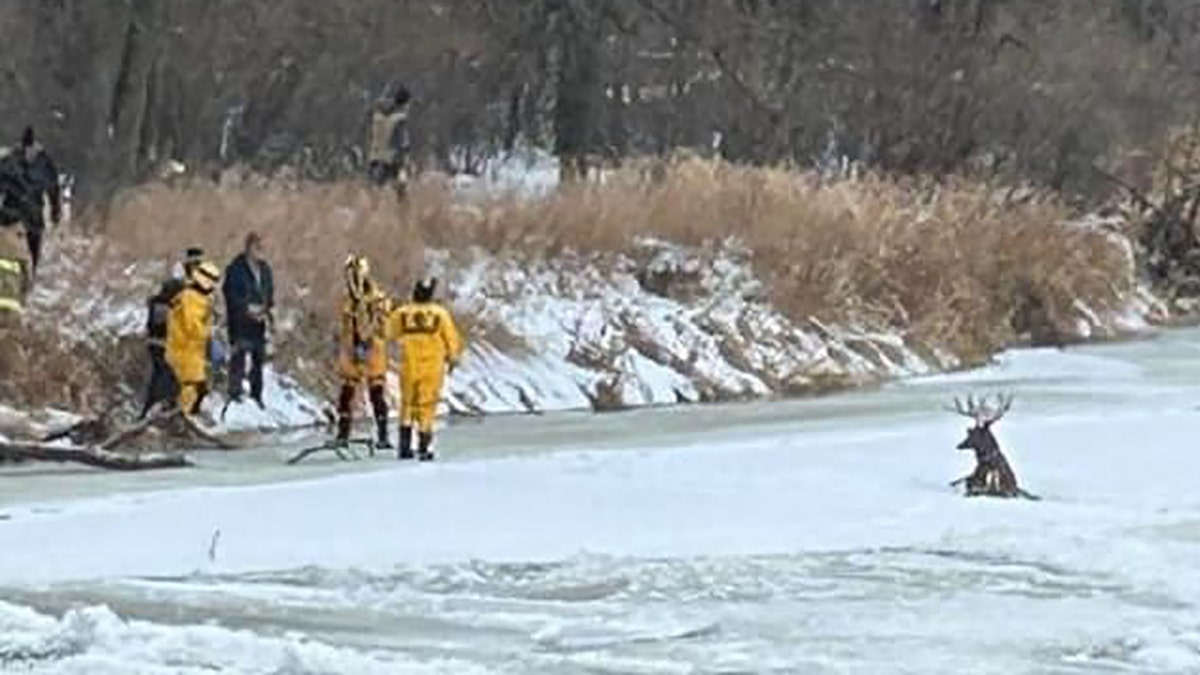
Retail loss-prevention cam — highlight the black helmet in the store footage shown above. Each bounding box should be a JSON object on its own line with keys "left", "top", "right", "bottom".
{"left": 412, "top": 276, "right": 437, "bottom": 302}
{"left": 381, "top": 81, "right": 411, "bottom": 109}
{"left": 183, "top": 247, "right": 205, "bottom": 274}
{"left": 394, "top": 84, "right": 411, "bottom": 107}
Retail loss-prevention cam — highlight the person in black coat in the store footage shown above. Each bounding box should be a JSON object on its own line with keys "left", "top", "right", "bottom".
{"left": 222, "top": 232, "right": 274, "bottom": 407}
{"left": 0, "top": 127, "right": 62, "bottom": 273}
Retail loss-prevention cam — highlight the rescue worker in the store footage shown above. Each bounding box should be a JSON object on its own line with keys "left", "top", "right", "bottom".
{"left": 335, "top": 255, "right": 393, "bottom": 449}
{"left": 140, "top": 247, "right": 204, "bottom": 418}
{"left": 223, "top": 232, "right": 274, "bottom": 408}
{"left": 166, "top": 260, "right": 222, "bottom": 416}
{"left": 0, "top": 127, "right": 60, "bottom": 318}
{"left": 0, "top": 218, "right": 28, "bottom": 319}
{"left": 386, "top": 276, "right": 462, "bottom": 461}
{"left": 366, "top": 82, "right": 411, "bottom": 198}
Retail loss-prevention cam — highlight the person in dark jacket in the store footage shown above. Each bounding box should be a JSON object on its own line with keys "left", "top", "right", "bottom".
{"left": 222, "top": 232, "right": 274, "bottom": 407}
{"left": 140, "top": 247, "right": 204, "bottom": 418}
{"left": 0, "top": 127, "right": 62, "bottom": 273}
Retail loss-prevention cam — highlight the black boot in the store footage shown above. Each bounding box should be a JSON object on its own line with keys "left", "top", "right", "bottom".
{"left": 334, "top": 416, "right": 351, "bottom": 448}
{"left": 418, "top": 431, "right": 435, "bottom": 462}
{"left": 375, "top": 416, "right": 392, "bottom": 450}
{"left": 398, "top": 426, "right": 414, "bottom": 460}
{"left": 334, "top": 384, "right": 355, "bottom": 447}
{"left": 369, "top": 385, "right": 391, "bottom": 449}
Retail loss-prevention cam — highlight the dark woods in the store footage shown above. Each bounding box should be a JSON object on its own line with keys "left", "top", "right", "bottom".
{"left": 2, "top": 0, "right": 1198, "bottom": 206}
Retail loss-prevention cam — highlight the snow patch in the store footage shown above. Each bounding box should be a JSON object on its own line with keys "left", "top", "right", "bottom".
{"left": 0, "top": 601, "right": 490, "bottom": 674}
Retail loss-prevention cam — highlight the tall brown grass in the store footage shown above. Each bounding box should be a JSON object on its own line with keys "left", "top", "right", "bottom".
{"left": 2, "top": 158, "right": 1133, "bottom": 418}
{"left": 104, "top": 159, "right": 1131, "bottom": 363}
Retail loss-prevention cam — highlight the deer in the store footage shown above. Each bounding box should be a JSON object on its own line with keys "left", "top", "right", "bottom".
{"left": 947, "top": 393, "right": 1039, "bottom": 500}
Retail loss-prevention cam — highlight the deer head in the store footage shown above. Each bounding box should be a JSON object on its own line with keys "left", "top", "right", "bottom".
{"left": 948, "top": 393, "right": 1013, "bottom": 456}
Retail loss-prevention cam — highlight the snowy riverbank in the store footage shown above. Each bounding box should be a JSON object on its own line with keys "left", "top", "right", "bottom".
{"left": 1, "top": 223, "right": 1165, "bottom": 439}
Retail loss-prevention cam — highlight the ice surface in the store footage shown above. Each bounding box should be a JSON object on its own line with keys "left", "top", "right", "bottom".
{"left": 4, "top": 333, "right": 1200, "bottom": 672}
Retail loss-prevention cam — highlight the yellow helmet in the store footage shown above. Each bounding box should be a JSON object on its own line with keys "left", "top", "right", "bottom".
{"left": 344, "top": 255, "right": 371, "bottom": 300}
{"left": 190, "top": 261, "right": 220, "bottom": 293}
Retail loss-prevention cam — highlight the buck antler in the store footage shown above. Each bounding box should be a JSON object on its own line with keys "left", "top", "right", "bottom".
{"left": 947, "top": 392, "right": 1014, "bottom": 427}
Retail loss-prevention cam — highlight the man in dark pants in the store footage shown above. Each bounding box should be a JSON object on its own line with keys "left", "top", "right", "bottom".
{"left": 140, "top": 247, "right": 204, "bottom": 418}
{"left": 0, "top": 127, "right": 62, "bottom": 274}
{"left": 222, "top": 233, "right": 274, "bottom": 408}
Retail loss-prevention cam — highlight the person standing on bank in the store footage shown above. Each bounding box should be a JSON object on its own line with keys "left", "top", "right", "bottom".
{"left": 222, "top": 232, "right": 274, "bottom": 408}
{"left": 140, "top": 247, "right": 204, "bottom": 418}
{"left": 366, "top": 82, "right": 412, "bottom": 199}
{"left": 167, "top": 261, "right": 222, "bottom": 416}
{"left": 0, "top": 127, "right": 62, "bottom": 274}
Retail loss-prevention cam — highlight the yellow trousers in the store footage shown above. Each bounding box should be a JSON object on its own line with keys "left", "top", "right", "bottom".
{"left": 178, "top": 381, "right": 207, "bottom": 416}
{"left": 0, "top": 225, "right": 29, "bottom": 314}
{"left": 399, "top": 361, "right": 444, "bottom": 433}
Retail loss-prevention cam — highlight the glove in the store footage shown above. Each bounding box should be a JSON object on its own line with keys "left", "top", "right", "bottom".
{"left": 446, "top": 359, "right": 458, "bottom": 375}
{"left": 353, "top": 341, "right": 370, "bottom": 363}
{"left": 208, "top": 339, "right": 228, "bottom": 368}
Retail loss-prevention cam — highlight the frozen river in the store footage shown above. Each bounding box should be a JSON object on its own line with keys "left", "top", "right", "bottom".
{"left": 4, "top": 330, "right": 1200, "bottom": 673}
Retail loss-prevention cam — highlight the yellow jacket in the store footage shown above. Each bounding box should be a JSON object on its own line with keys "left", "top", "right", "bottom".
{"left": 166, "top": 286, "right": 213, "bottom": 383}
{"left": 339, "top": 287, "right": 391, "bottom": 380}
{"left": 387, "top": 301, "right": 463, "bottom": 371}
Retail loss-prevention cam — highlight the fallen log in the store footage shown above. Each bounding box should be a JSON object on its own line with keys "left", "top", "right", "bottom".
{"left": 0, "top": 440, "right": 191, "bottom": 471}
{"left": 99, "top": 405, "right": 177, "bottom": 451}
{"left": 0, "top": 404, "right": 245, "bottom": 471}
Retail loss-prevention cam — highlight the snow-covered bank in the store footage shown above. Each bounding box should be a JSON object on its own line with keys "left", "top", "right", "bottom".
{"left": 0, "top": 225, "right": 1165, "bottom": 440}
{"left": 441, "top": 239, "right": 944, "bottom": 415}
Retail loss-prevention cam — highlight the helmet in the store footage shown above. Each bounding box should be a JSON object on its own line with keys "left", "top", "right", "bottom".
{"left": 190, "top": 261, "right": 220, "bottom": 293}
{"left": 412, "top": 276, "right": 437, "bottom": 303}
{"left": 345, "top": 255, "right": 371, "bottom": 300}
{"left": 380, "top": 81, "right": 411, "bottom": 110}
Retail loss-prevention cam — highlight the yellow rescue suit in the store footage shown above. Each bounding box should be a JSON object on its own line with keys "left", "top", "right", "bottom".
{"left": 338, "top": 288, "right": 390, "bottom": 384}
{"left": 0, "top": 224, "right": 30, "bottom": 317}
{"left": 335, "top": 284, "right": 392, "bottom": 445}
{"left": 166, "top": 284, "right": 214, "bottom": 414}
{"left": 387, "top": 301, "right": 462, "bottom": 435}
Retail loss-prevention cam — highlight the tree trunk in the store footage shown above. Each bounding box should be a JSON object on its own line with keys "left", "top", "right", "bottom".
{"left": 554, "top": 2, "right": 600, "bottom": 183}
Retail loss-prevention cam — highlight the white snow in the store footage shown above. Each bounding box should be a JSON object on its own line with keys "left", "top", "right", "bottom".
{"left": 444, "top": 240, "right": 949, "bottom": 414}
{"left": 208, "top": 369, "right": 327, "bottom": 434}
{"left": 0, "top": 403, "right": 1188, "bottom": 585}
{"left": 4, "top": 333, "right": 1200, "bottom": 671}
{"left": 449, "top": 147, "right": 561, "bottom": 199}
{"left": 0, "top": 601, "right": 491, "bottom": 674}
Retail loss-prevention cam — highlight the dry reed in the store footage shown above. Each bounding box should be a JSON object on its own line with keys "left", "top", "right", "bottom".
{"left": 2, "top": 158, "right": 1133, "bottom": 414}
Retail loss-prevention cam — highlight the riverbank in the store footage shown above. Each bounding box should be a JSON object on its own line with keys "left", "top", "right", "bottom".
{"left": 0, "top": 158, "right": 1168, "bottom": 439}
